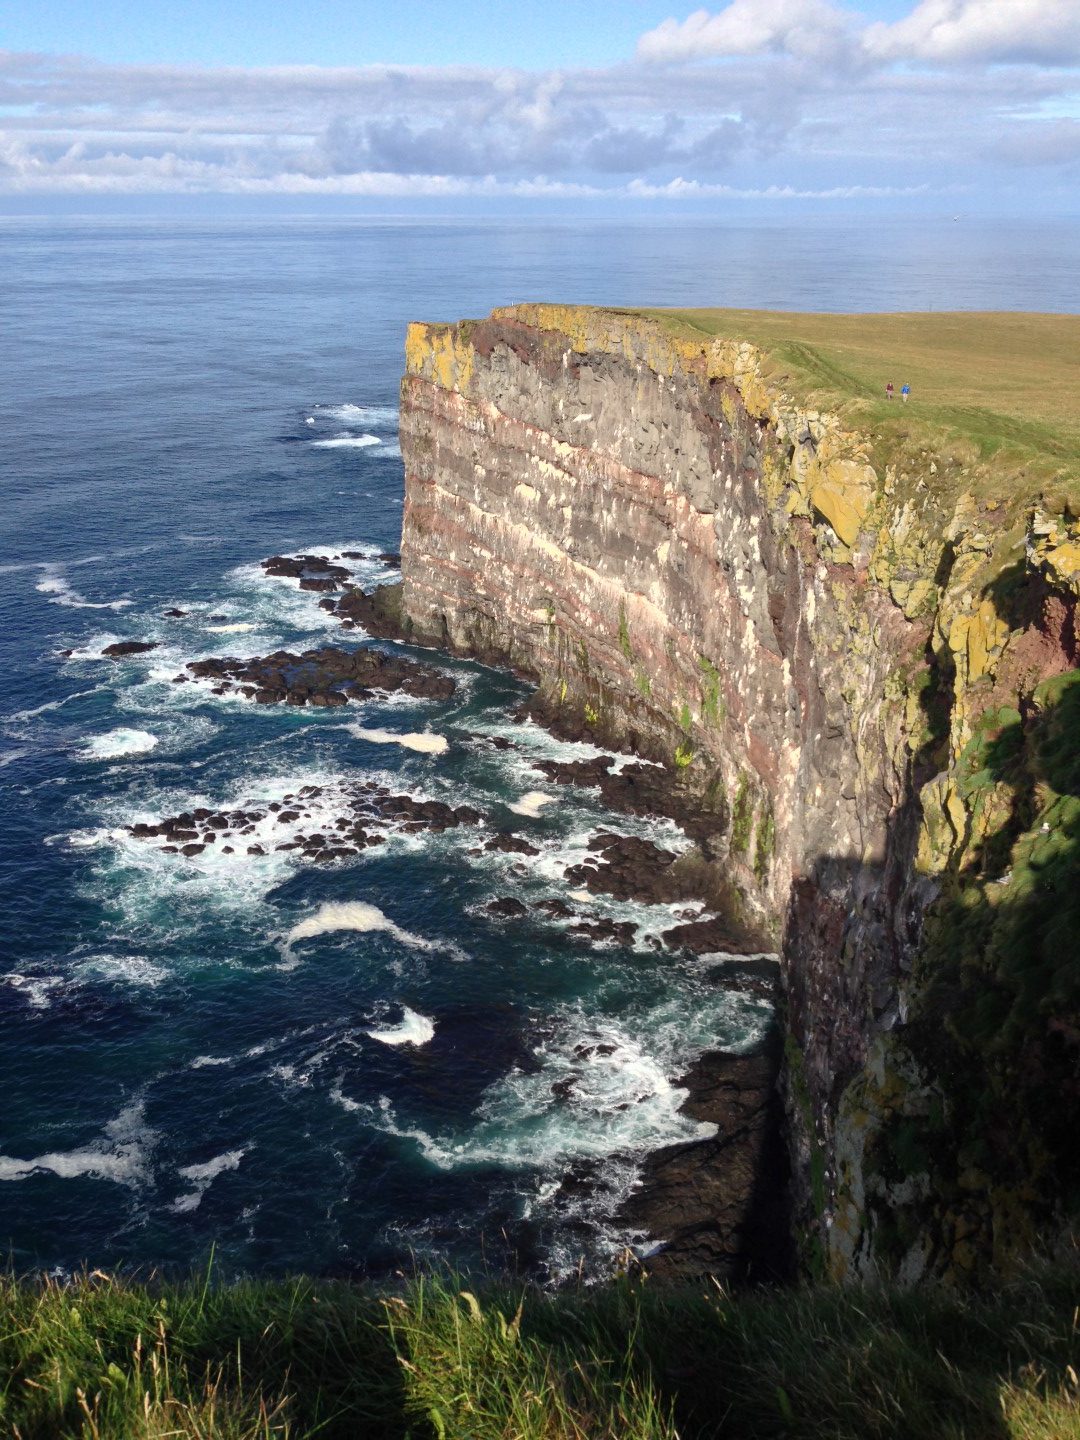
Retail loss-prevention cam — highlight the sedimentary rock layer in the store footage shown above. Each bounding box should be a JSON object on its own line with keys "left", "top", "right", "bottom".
{"left": 398, "top": 303, "right": 1080, "bottom": 1283}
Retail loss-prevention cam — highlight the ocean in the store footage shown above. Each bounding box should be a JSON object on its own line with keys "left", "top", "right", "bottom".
{"left": 1, "top": 214, "right": 1077, "bottom": 1280}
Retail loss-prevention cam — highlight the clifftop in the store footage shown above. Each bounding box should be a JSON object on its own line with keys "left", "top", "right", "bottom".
{"left": 486, "top": 304, "right": 1080, "bottom": 488}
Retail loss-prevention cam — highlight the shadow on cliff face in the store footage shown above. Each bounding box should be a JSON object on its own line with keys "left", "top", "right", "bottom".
{"left": 863, "top": 665, "right": 1080, "bottom": 1277}
{"left": 777, "top": 528, "right": 1080, "bottom": 1283}
{"left": 621, "top": 1017, "right": 794, "bottom": 1289}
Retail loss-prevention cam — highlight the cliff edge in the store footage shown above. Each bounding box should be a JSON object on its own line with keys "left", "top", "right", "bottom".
{"left": 398, "top": 302, "right": 1080, "bottom": 1283}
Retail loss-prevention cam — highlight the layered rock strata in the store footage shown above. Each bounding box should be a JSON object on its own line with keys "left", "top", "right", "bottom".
{"left": 398, "top": 303, "right": 1080, "bottom": 1283}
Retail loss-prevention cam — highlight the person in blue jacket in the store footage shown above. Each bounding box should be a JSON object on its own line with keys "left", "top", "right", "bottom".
{"left": 901, "top": 383, "right": 910, "bottom": 403}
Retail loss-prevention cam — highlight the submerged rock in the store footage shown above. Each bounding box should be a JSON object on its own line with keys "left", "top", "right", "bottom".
{"left": 486, "top": 896, "right": 529, "bottom": 918}
{"left": 126, "top": 779, "right": 484, "bottom": 865}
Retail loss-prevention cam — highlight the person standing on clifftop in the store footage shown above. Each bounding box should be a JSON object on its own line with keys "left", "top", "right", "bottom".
{"left": 886, "top": 381, "right": 894, "bottom": 400}
{"left": 901, "top": 383, "right": 910, "bottom": 403}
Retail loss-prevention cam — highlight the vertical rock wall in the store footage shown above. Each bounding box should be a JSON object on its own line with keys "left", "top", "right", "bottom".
{"left": 398, "top": 304, "right": 1080, "bottom": 1282}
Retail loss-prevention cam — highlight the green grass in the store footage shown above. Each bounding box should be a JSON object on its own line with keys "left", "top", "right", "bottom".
{"left": 641, "top": 308, "right": 1080, "bottom": 500}
{"left": 3, "top": 1262, "right": 1080, "bottom": 1439}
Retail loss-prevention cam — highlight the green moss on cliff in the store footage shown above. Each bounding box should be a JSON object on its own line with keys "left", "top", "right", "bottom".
{"left": 864, "top": 668, "right": 1080, "bottom": 1277}
{"left": 698, "top": 655, "right": 725, "bottom": 725}
{"left": 618, "top": 602, "right": 633, "bottom": 662}
{"left": 754, "top": 804, "right": 776, "bottom": 883}
{"left": 730, "top": 773, "right": 753, "bottom": 858}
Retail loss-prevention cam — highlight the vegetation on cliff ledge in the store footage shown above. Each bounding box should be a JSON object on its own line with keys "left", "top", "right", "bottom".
{"left": 3, "top": 1262, "right": 1079, "bottom": 1439}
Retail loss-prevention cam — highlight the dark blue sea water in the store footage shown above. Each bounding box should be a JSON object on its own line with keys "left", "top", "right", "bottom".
{"left": 2, "top": 215, "right": 1077, "bottom": 1281}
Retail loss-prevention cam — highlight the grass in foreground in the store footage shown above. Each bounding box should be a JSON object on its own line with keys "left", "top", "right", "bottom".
{"left": 643, "top": 308, "right": 1080, "bottom": 503}
{"left": 1, "top": 1262, "right": 1079, "bottom": 1439}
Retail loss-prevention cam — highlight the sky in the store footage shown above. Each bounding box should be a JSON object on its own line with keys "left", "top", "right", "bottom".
{"left": 1, "top": 0, "right": 1078, "bottom": 213}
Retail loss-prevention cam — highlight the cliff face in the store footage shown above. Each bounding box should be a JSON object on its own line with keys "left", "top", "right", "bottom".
{"left": 398, "top": 304, "right": 1080, "bottom": 1283}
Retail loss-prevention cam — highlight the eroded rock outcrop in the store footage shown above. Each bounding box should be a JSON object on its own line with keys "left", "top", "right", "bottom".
{"left": 397, "top": 303, "right": 1080, "bottom": 1283}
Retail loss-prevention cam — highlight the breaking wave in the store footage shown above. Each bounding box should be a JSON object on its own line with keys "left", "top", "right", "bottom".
{"left": 311, "top": 434, "right": 380, "bottom": 450}
{"left": 80, "top": 728, "right": 159, "bottom": 761}
{"left": 36, "top": 568, "right": 133, "bottom": 611}
{"left": 366, "top": 1007, "right": 436, "bottom": 1048}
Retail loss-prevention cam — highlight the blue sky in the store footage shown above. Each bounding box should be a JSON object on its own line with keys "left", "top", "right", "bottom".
{"left": 5, "top": 0, "right": 916, "bottom": 69}
{"left": 1, "top": 0, "right": 1078, "bottom": 212}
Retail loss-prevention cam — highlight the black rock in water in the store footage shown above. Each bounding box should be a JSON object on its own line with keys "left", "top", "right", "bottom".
{"left": 102, "top": 640, "right": 158, "bottom": 658}
{"left": 182, "top": 643, "right": 454, "bottom": 705}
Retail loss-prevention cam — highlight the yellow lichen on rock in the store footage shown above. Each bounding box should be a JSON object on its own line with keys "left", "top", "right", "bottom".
{"left": 1030, "top": 510, "right": 1080, "bottom": 596}
{"left": 708, "top": 338, "right": 774, "bottom": 419}
{"left": 808, "top": 459, "right": 877, "bottom": 549}
{"left": 405, "top": 320, "right": 475, "bottom": 391}
{"left": 917, "top": 774, "right": 968, "bottom": 873}
{"left": 947, "top": 599, "right": 1010, "bottom": 689}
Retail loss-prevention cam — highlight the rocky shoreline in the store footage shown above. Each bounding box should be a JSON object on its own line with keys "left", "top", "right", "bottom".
{"left": 125, "top": 781, "right": 483, "bottom": 862}
{"left": 112, "top": 553, "right": 790, "bottom": 1284}
{"left": 309, "top": 569, "right": 788, "bottom": 1282}
{"left": 620, "top": 1014, "right": 792, "bottom": 1286}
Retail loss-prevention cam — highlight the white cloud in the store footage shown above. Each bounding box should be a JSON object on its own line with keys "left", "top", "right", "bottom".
{"left": 0, "top": 20, "right": 1077, "bottom": 204}
{"left": 864, "top": 0, "right": 1080, "bottom": 66}
{"left": 625, "top": 176, "right": 931, "bottom": 198}
{"left": 639, "top": 0, "right": 1080, "bottom": 67}
{"left": 636, "top": 0, "right": 854, "bottom": 63}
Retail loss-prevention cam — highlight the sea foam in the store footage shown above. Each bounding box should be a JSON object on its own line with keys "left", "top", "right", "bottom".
{"left": 36, "top": 568, "right": 133, "bottom": 611}
{"left": 284, "top": 901, "right": 435, "bottom": 954}
{"left": 318, "top": 403, "right": 399, "bottom": 428}
{"left": 73, "top": 954, "right": 169, "bottom": 987}
{"left": 170, "top": 1147, "right": 247, "bottom": 1214}
{"left": 0, "top": 1100, "right": 156, "bottom": 1187}
{"left": 80, "top": 728, "right": 159, "bottom": 761}
{"left": 311, "top": 434, "right": 380, "bottom": 449}
{"left": 3, "top": 972, "right": 63, "bottom": 1008}
{"left": 507, "top": 791, "right": 554, "bottom": 818}
{"left": 349, "top": 725, "right": 448, "bottom": 755}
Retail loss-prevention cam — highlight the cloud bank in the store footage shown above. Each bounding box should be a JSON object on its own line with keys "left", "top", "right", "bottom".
{"left": 1, "top": 1, "right": 1077, "bottom": 205}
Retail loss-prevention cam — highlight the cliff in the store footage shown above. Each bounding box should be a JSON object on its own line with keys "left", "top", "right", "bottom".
{"left": 397, "top": 303, "right": 1080, "bottom": 1283}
